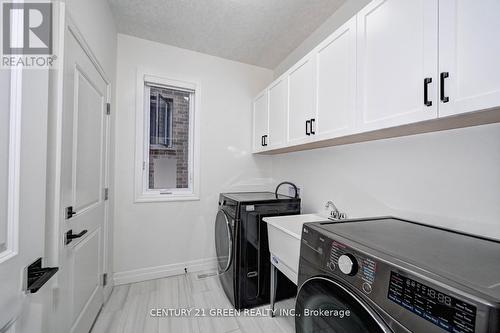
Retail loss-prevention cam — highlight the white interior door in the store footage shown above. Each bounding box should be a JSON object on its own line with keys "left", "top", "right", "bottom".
{"left": 315, "top": 16, "right": 357, "bottom": 140}
{"left": 0, "top": 66, "right": 50, "bottom": 331}
{"left": 268, "top": 77, "right": 288, "bottom": 148}
{"left": 438, "top": 0, "right": 500, "bottom": 117}
{"left": 60, "top": 24, "right": 109, "bottom": 333}
{"left": 356, "top": 0, "right": 438, "bottom": 131}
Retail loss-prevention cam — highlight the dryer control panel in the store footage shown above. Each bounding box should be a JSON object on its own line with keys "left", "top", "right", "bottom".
{"left": 326, "top": 240, "right": 377, "bottom": 295}
{"left": 301, "top": 225, "right": 378, "bottom": 295}
{"left": 388, "top": 271, "right": 476, "bottom": 333}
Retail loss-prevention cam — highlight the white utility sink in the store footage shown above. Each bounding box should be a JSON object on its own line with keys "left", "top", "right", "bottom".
{"left": 264, "top": 214, "right": 325, "bottom": 285}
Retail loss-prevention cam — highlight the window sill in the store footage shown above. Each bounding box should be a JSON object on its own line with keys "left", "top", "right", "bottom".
{"left": 134, "top": 193, "right": 200, "bottom": 203}
{"left": 150, "top": 145, "right": 175, "bottom": 151}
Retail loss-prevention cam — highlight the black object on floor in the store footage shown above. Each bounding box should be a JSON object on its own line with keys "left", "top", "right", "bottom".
{"left": 215, "top": 191, "right": 300, "bottom": 309}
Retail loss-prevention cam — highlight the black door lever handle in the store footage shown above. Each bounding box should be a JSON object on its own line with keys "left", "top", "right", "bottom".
{"left": 65, "top": 229, "right": 88, "bottom": 245}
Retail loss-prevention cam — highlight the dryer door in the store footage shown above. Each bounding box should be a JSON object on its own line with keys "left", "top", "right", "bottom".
{"left": 296, "top": 277, "right": 391, "bottom": 333}
{"left": 215, "top": 209, "right": 233, "bottom": 274}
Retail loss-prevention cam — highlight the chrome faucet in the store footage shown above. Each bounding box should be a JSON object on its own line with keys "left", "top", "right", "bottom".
{"left": 325, "top": 200, "right": 347, "bottom": 220}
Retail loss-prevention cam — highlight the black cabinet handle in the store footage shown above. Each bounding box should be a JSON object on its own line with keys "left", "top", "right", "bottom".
{"left": 261, "top": 135, "right": 264, "bottom": 147}
{"left": 65, "top": 229, "right": 88, "bottom": 245}
{"left": 310, "top": 118, "right": 316, "bottom": 135}
{"left": 424, "top": 78, "right": 432, "bottom": 106}
{"left": 263, "top": 135, "right": 268, "bottom": 146}
{"left": 440, "top": 72, "right": 449, "bottom": 103}
{"left": 305, "top": 120, "right": 311, "bottom": 136}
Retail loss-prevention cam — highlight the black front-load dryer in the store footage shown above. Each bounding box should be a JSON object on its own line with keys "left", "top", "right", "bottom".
{"left": 215, "top": 192, "right": 301, "bottom": 309}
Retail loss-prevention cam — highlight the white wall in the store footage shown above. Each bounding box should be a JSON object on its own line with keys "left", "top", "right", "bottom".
{"left": 274, "top": 0, "right": 370, "bottom": 77}
{"left": 271, "top": 122, "right": 500, "bottom": 240}
{"left": 113, "top": 34, "right": 273, "bottom": 283}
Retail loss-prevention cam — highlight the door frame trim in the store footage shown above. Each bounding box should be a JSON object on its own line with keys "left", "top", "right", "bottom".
{"left": 0, "top": 64, "right": 22, "bottom": 265}
{"left": 0, "top": 13, "right": 24, "bottom": 331}
{"left": 0, "top": 11, "right": 23, "bottom": 265}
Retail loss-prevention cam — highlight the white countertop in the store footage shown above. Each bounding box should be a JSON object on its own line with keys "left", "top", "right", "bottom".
{"left": 263, "top": 214, "right": 326, "bottom": 239}
{"left": 264, "top": 214, "right": 326, "bottom": 285}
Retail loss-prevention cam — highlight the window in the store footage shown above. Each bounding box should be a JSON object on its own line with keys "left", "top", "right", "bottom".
{"left": 149, "top": 91, "right": 173, "bottom": 148}
{"left": 135, "top": 73, "right": 200, "bottom": 202}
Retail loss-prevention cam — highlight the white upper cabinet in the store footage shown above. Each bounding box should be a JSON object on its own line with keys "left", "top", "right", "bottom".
{"left": 268, "top": 77, "right": 288, "bottom": 148}
{"left": 315, "top": 16, "right": 357, "bottom": 139}
{"left": 288, "top": 56, "right": 316, "bottom": 145}
{"left": 356, "top": 0, "right": 438, "bottom": 132}
{"left": 438, "top": 0, "right": 500, "bottom": 117}
{"left": 252, "top": 0, "right": 500, "bottom": 154}
{"left": 253, "top": 91, "right": 268, "bottom": 152}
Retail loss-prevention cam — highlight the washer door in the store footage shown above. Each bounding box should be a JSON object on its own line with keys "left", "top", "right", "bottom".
{"left": 296, "top": 277, "right": 391, "bottom": 333}
{"left": 215, "top": 209, "right": 233, "bottom": 274}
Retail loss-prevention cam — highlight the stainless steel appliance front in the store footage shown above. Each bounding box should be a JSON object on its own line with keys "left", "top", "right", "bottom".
{"left": 296, "top": 217, "right": 500, "bottom": 333}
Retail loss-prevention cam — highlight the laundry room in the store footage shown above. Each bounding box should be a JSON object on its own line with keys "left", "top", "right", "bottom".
{"left": 0, "top": 0, "right": 499, "bottom": 332}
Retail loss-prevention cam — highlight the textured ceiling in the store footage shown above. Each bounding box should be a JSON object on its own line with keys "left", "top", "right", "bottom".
{"left": 108, "top": 0, "right": 346, "bottom": 69}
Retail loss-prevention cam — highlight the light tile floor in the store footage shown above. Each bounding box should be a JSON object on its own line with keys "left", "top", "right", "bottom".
{"left": 91, "top": 271, "right": 295, "bottom": 333}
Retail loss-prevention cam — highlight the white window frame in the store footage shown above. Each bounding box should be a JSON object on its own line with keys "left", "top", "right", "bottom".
{"left": 135, "top": 70, "right": 201, "bottom": 202}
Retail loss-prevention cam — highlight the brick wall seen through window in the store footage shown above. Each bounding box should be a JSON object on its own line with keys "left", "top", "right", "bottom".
{"left": 147, "top": 86, "right": 190, "bottom": 189}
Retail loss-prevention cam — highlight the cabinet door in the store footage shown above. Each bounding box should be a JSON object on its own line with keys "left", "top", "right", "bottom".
{"left": 315, "top": 16, "right": 357, "bottom": 139}
{"left": 268, "top": 77, "right": 288, "bottom": 148}
{"left": 356, "top": 0, "right": 438, "bottom": 131}
{"left": 253, "top": 92, "right": 268, "bottom": 151}
{"left": 288, "top": 57, "right": 316, "bottom": 144}
{"left": 439, "top": 0, "right": 500, "bottom": 117}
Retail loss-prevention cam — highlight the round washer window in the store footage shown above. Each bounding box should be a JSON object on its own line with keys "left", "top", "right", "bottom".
{"left": 296, "top": 277, "right": 388, "bottom": 333}
{"left": 214, "top": 209, "right": 233, "bottom": 273}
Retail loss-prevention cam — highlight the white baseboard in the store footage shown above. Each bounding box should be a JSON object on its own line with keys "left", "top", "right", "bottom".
{"left": 113, "top": 258, "right": 218, "bottom": 285}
